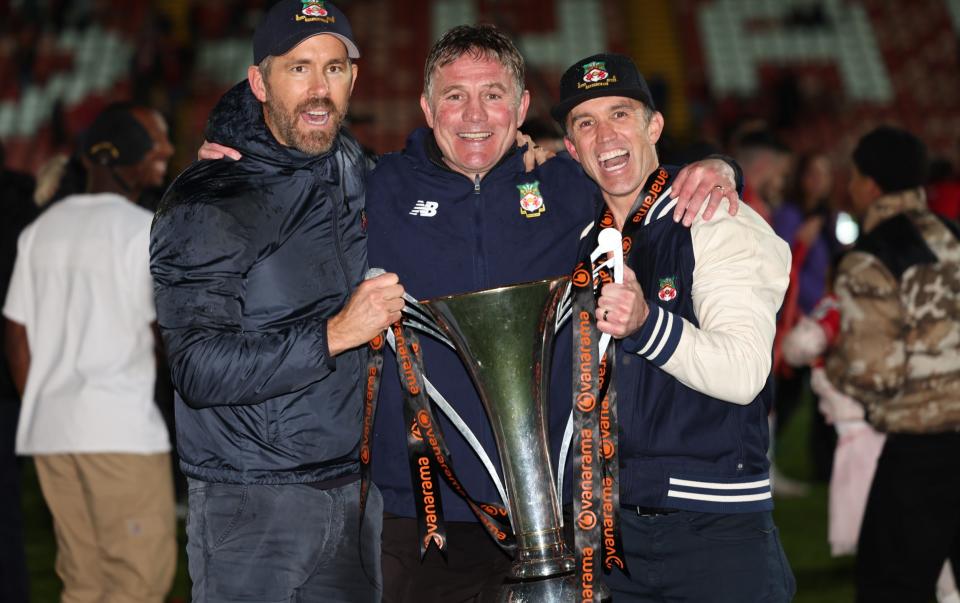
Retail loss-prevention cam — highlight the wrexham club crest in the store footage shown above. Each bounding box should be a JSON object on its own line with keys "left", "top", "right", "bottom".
{"left": 658, "top": 276, "right": 678, "bottom": 301}
{"left": 301, "top": 1, "right": 328, "bottom": 17}
{"left": 582, "top": 61, "right": 609, "bottom": 83}
{"left": 518, "top": 181, "right": 546, "bottom": 218}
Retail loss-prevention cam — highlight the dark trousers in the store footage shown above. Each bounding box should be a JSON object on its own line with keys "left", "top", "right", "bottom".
{"left": 856, "top": 432, "right": 960, "bottom": 603}
{"left": 381, "top": 514, "right": 512, "bottom": 603}
{"left": 0, "top": 400, "right": 29, "bottom": 603}
{"left": 603, "top": 509, "right": 796, "bottom": 602}
{"left": 186, "top": 478, "right": 382, "bottom": 603}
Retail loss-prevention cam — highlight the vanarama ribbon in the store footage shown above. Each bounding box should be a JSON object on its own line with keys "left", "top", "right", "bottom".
{"left": 390, "top": 322, "right": 516, "bottom": 560}
{"left": 571, "top": 166, "right": 674, "bottom": 598}
{"left": 358, "top": 330, "right": 386, "bottom": 583}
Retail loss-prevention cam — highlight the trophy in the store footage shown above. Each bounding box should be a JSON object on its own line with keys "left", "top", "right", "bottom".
{"left": 403, "top": 276, "right": 578, "bottom": 602}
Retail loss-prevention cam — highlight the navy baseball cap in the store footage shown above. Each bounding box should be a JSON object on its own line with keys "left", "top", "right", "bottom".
{"left": 551, "top": 53, "right": 654, "bottom": 124}
{"left": 253, "top": 0, "right": 360, "bottom": 64}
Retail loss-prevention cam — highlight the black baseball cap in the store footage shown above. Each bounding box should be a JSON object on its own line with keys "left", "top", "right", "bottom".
{"left": 551, "top": 53, "right": 654, "bottom": 124}
{"left": 80, "top": 104, "right": 153, "bottom": 167}
{"left": 253, "top": 0, "right": 359, "bottom": 65}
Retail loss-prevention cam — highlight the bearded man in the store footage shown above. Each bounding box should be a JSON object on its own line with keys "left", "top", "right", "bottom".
{"left": 149, "top": 1, "right": 403, "bottom": 600}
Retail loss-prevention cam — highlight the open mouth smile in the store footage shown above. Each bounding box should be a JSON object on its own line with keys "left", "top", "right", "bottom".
{"left": 598, "top": 149, "right": 629, "bottom": 171}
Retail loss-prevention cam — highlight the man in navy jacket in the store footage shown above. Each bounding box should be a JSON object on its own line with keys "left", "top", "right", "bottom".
{"left": 555, "top": 53, "right": 795, "bottom": 601}
{"left": 150, "top": 2, "right": 403, "bottom": 600}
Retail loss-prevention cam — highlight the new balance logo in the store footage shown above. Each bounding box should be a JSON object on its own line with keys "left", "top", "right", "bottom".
{"left": 410, "top": 200, "right": 439, "bottom": 217}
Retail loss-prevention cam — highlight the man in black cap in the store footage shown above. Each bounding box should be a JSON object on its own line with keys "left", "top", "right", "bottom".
{"left": 826, "top": 126, "right": 960, "bottom": 603}
{"left": 553, "top": 53, "right": 796, "bottom": 601}
{"left": 4, "top": 102, "right": 176, "bottom": 603}
{"left": 150, "top": 1, "right": 402, "bottom": 600}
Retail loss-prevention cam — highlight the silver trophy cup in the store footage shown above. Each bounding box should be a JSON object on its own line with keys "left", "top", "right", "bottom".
{"left": 416, "top": 276, "right": 577, "bottom": 602}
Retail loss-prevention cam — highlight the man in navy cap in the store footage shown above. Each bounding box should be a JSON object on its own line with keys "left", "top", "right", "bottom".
{"left": 553, "top": 53, "right": 796, "bottom": 601}
{"left": 150, "top": 1, "right": 402, "bottom": 600}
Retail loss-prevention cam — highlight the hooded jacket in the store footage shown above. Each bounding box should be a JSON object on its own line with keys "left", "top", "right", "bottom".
{"left": 150, "top": 82, "right": 370, "bottom": 484}
{"left": 367, "top": 127, "right": 599, "bottom": 521}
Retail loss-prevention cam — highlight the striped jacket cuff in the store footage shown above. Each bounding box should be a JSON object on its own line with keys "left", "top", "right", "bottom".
{"left": 622, "top": 303, "right": 683, "bottom": 366}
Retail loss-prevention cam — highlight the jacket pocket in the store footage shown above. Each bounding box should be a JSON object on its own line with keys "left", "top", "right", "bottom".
{"left": 204, "top": 483, "right": 249, "bottom": 553}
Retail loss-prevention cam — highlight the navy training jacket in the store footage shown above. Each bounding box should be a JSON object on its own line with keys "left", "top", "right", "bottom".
{"left": 367, "top": 127, "right": 599, "bottom": 521}
{"left": 151, "top": 82, "right": 370, "bottom": 485}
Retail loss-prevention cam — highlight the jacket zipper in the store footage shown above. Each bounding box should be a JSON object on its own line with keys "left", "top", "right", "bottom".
{"left": 472, "top": 173, "right": 487, "bottom": 287}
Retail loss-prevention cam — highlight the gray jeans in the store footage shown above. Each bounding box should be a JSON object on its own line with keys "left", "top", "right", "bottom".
{"left": 186, "top": 478, "right": 382, "bottom": 602}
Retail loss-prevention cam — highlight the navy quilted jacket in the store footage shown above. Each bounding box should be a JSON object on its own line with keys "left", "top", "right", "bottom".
{"left": 151, "top": 82, "right": 370, "bottom": 484}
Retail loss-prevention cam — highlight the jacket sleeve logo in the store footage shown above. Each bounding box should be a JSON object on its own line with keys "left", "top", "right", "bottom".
{"left": 518, "top": 181, "right": 546, "bottom": 218}
{"left": 658, "top": 276, "right": 678, "bottom": 301}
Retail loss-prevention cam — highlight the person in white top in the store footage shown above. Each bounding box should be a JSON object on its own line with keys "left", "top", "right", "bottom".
{"left": 3, "top": 102, "right": 176, "bottom": 603}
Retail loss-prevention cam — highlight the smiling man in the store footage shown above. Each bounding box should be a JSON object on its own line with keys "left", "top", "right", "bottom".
{"left": 555, "top": 53, "right": 795, "bottom": 601}
{"left": 149, "top": 1, "right": 403, "bottom": 600}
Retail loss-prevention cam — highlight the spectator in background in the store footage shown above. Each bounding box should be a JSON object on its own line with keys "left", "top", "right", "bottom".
{"left": 0, "top": 140, "right": 37, "bottom": 603}
{"left": 826, "top": 126, "right": 960, "bottom": 603}
{"left": 783, "top": 266, "right": 959, "bottom": 603}
{"left": 775, "top": 152, "right": 840, "bottom": 315}
{"left": 736, "top": 129, "right": 792, "bottom": 224}
{"left": 3, "top": 103, "right": 177, "bottom": 603}
{"left": 772, "top": 151, "right": 843, "bottom": 484}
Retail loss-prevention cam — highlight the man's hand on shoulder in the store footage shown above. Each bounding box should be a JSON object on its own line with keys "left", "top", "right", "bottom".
{"left": 516, "top": 132, "right": 555, "bottom": 172}
{"left": 198, "top": 140, "right": 242, "bottom": 161}
{"left": 596, "top": 266, "right": 649, "bottom": 339}
{"left": 327, "top": 273, "right": 405, "bottom": 356}
{"left": 670, "top": 158, "right": 740, "bottom": 226}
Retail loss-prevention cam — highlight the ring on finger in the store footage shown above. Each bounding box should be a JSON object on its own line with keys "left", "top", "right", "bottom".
{"left": 603, "top": 309, "right": 609, "bottom": 321}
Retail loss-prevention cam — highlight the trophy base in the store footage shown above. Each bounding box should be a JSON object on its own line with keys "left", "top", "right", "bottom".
{"left": 496, "top": 572, "right": 611, "bottom": 603}
{"left": 510, "top": 533, "right": 575, "bottom": 579}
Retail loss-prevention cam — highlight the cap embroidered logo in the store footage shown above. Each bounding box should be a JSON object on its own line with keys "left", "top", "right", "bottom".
{"left": 582, "top": 61, "right": 609, "bottom": 83}
{"left": 301, "top": 1, "right": 329, "bottom": 17}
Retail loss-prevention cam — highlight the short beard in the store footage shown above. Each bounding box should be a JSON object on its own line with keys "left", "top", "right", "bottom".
{"left": 263, "top": 86, "right": 347, "bottom": 156}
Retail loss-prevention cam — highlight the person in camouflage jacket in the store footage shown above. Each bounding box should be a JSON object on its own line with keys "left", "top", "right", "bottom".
{"left": 826, "top": 126, "right": 960, "bottom": 603}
